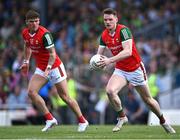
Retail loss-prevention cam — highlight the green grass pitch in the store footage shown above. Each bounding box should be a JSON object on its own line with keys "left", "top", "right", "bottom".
{"left": 0, "top": 125, "right": 179, "bottom": 139}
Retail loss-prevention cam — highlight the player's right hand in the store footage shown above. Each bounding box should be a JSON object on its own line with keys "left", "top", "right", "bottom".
{"left": 19, "top": 63, "right": 29, "bottom": 76}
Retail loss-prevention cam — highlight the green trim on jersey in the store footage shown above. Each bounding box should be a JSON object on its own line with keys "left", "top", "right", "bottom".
{"left": 120, "top": 27, "right": 132, "bottom": 42}
{"left": 43, "top": 32, "right": 54, "bottom": 48}
{"left": 99, "top": 36, "right": 106, "bottom": 46}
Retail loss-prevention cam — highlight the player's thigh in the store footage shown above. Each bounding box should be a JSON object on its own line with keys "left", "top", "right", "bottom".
{"left": 106, "top": 74, "right": 127, "bottom": 94}
{"left": 135, "top": 83, "right": 152, "bottom": 101}
{"left": 28, "top": 74, "right": 48, "bottom": 92}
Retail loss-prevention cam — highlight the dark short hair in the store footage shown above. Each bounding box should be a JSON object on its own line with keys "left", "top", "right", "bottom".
{"left": 26, "top": 10, "right": 40, "bottom": 20}
{"left": 103, "top": 8, "right": 117, "bottom": 16}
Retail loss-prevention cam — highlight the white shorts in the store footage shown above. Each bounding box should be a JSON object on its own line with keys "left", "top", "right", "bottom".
{"left": 34, "top": 63, "right": 67, "bottom": 84}
{"left": 113, "top": 62, "right": 147, "bottom": 86}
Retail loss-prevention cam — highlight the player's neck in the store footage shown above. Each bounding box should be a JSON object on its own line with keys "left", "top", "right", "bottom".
{"left": 29, "top": 28, "right": 38, "bottom": 35}
{"left": 109, "top": 29, "right": 115, "bottom": 34}
{"left": 109, "top": 29, "right": 116, "bottom": 36}
{"left": 109, "top": 25, "right": 117, "bottom": 36}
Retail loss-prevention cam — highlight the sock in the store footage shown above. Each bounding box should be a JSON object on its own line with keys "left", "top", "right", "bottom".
{"left": 78, "top": 115, "right": 86, "bottom": 123}
{"left": 44, "top": 112, "right": 53, "bottom": 120}
{"left": 117, "top": 109, "right": 126, "bottom": 118}
{"left": 159, "top": 114, "right": 165, "bottom": 124}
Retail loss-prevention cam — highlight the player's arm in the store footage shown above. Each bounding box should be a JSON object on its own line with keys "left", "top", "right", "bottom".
{"left": 47, "top": 47, "right": 56, "bottom": 68}
{"left": 109, "top": 27, "right": 132, "bottom": 63}
{"left": 19, "top": 44, "right": 31, "bottom": 76}
{"left": 23, "top": 44, "right": 32, "bottom": 63}
{"left": 97, "top": 36, "right": 106, "bottom": 55}
{"left": 43, "top": 32, "right": 56, "bottom": 70}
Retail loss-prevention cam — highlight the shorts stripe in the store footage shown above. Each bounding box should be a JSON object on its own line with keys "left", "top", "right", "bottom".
{"left": 140, "top": 62, "right": 147, "bottom": 81}
{"left": 58, "top": 66, "right": 64, "bottom": 77}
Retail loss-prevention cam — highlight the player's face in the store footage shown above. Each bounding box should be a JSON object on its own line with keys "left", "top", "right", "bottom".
{"left": 26, "top": 18, "right": 40, "bottom": 32}
{"left": 103, "top": 14, "right": 118, "bottom": 31}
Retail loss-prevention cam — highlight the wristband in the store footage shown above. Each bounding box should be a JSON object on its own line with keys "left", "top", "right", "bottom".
{"left": 23, "top": 59, "right": 29, "bottom": 64}
{"left": 47, "top": 64, "right": 52, "bottom": 69}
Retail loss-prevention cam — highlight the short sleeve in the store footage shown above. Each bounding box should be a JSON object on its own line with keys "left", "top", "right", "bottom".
{"left": 99, "top": 36, "right": 106, "bottom": 47}
{"left": 120, "top": 27, "right": 132, "bottom": 42}
{"left": 43, "top": 32, "right": 54, "bottom": 49}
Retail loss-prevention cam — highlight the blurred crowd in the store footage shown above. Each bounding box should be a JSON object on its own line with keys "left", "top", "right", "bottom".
{"left": 0, "top": 0, "right": 179, "bottom": 125}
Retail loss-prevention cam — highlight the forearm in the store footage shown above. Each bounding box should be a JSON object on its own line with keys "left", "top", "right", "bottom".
{"left": 97, "top": 46, "right": 105, "bottom": 55}
{"left": 109, "top": 39, "right": 132, "bottom": 63}
{"left": 24, "top": 45, "right": 31, "bottom": 62}
{"left": 109, "top": 49, "right": 132, "bottom": 63}
{"left": 48, "top": 53, "right": 56, "bottom": 66}
{"left": 47, "top": 47, "right": 56, "bottom": 68}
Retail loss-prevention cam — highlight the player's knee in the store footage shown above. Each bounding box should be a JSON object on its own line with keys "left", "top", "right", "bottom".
{"left": 106, "top": 87, "right": 116, "bottom": 96}
{"left": 27, "top": 89, "right": 37, "bottom": 98}
{"left": 60, "top": 93, "right": 70, "bottom": 103}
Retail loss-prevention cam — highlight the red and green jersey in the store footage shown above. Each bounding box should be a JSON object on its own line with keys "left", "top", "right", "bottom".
{"left": 100, "top": 24, "right": 141, "bottom": 72}
{"left": 21, "top": 25, "right": 61, "bottom": 71}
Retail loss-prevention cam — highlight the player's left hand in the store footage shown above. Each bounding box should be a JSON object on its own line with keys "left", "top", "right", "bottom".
{"left": 44, "top": 66, "right": 51, "bottom": 77}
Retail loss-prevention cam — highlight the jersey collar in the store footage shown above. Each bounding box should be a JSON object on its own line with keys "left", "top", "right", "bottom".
{"left": 108, "top": 24, "right": 118, "bottom": 37}
{"left": 28, "top": 27, "right": 39, "bottom": 37}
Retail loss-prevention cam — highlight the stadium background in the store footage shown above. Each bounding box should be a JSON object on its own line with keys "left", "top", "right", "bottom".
{"left": 0, "top": 0, "right": 179, "bottom": 126}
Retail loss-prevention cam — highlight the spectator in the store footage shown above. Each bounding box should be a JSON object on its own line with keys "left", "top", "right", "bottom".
{"left": 6, "top": 85, "right": 28, "bottom": 110}
{"left": 124, "top": 88, "right": 148, "bottom": 124}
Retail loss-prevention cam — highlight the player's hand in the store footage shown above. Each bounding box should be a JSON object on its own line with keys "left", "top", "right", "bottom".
{"left": 44, "top": 65, "right": 52, "bottom": 77}
{"left": 97, "top": 56, "right": 111, "bottom": 68}
{"left": 19, "top": 63, "right": 29, "bottom": 76}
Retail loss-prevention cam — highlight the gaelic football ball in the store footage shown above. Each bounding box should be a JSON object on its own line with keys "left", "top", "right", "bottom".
{"left": 89, "top": 54, "right": 106, "bottom": 70}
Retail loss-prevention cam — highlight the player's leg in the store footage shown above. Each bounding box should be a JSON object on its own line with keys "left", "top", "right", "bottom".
{"left": 28, "top": 74, "right": 48, "bottom": 114}
{"left": 28, "top": 73, "right": 57, "bottom": 132}
{"left": 55, "top": 79, "right": 88, "bottom": 132}
{"left": 29, "top": 67, "right": 58, "bottom": 131}
{"left": 135, "top": 84, "right": 162, "bottom": 118}
{"left": 106, "top": 74, "right": 126, "bottom": 113}
{"left": 106, "top": 73, "right": 128, "bottom": 132}
{"left": 128, "top": 62, "right": 176, "bottom": 134}
{"left": 52, "top": 63, "right": 88, "bottom": 132}
{"left": 135, "top": 84, "right": 176, "bottom": 133}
